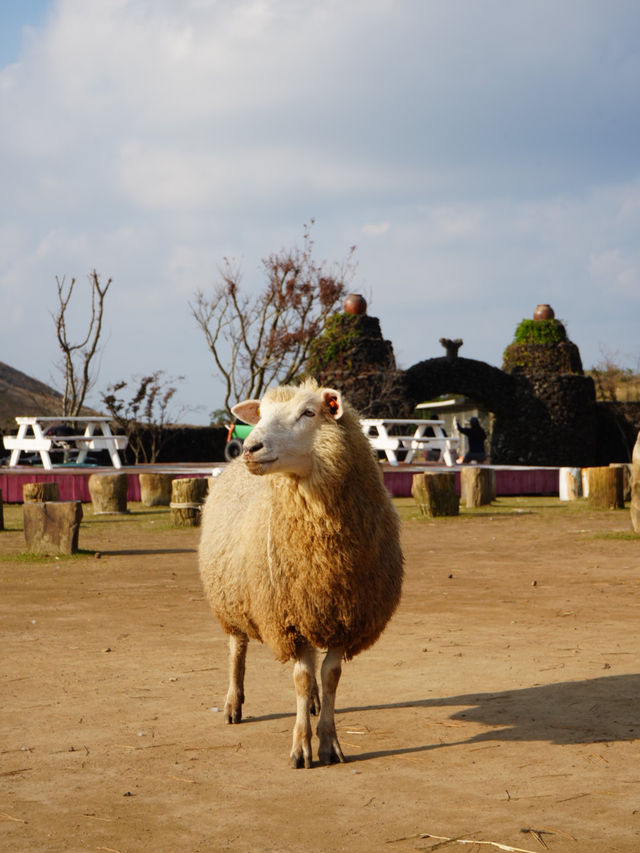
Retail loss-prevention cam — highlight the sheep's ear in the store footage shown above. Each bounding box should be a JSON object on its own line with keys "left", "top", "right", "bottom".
{"left": 232, "top": 399, "right": 261, "bottom": 425}
{"left": 322, "top": 389, "right": 343, "bottom": 420}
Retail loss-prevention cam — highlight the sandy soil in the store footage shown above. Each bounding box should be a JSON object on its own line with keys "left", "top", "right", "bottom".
{"left": 2, "top": 495, "right": 640, "bottom": 853}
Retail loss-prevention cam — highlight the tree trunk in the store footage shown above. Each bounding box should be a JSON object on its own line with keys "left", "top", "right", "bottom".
{"left": 23, "top": 501, "right": 83, "bottom": 555}
{"left": 559, "top": 467, "right": 581, "bottom": 501}
{"left": 461, "top": 467, "right": 495, "bottom": 507}
{"left": 88, "top": 473, "right": 129, "bottom": 514}
{"left": 138, "top": 473, "right": 174, "bottom": 507}
{"left": 609, "top": 463, "right": 631, "bottom": 502}
{"left": 23, "top": 482, "right": 60, "bottom": 503}
{"left": 170, "top": 477, "right": 208, "bottom": 527}
{"left": 411, "top": 472, "right": 459, "bottom": 517}
{"left": 631, "top": 434, "right": 640, "bottom": 533}
{"left": 587, "top": 466, "right": 624, "bottom": 510}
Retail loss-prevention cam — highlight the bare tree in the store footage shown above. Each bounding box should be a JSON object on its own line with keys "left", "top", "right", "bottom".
{"left": 588, "top": 347, "right": 640, "bottom": 402}
{"left": 53, "top": 270, "right": 112, "bottom": 416}
{"left": 190, "top": 222, "right": 356, "bottom": 414}
{"left": 101, "top": 371, "right": 185, "bottom": 463}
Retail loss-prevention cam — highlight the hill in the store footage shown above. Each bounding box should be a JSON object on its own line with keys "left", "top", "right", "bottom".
{"left": 0, "top": 361, "right": 65, "bottom": 430}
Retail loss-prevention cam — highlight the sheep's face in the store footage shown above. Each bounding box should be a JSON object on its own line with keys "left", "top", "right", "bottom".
{"left": 232, "top": 385, "right": 343, "bottom": 478}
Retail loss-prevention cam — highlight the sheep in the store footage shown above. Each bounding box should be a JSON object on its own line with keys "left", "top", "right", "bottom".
{"left": 198, "top": 379, "right": 404, "bottom": 768}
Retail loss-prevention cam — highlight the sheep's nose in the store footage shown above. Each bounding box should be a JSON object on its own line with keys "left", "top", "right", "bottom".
{"left": 245, "top": 440, "right": 264, "bottom": 455}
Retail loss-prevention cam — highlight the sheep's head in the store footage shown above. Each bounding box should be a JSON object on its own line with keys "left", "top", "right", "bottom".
{"left": 232, "top": 382, "right": 344, "bottom": 478}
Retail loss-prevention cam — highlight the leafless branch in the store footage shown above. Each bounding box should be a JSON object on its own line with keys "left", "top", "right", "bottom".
{"left": 52, "top": 269, "right": 112, "bottom": 416}
{"left": 190, "top": 222, "right": 355, "bottom": 413}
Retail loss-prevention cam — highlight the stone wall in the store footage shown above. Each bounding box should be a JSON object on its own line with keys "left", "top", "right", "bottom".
{"left": 404, "top": 357, "right": 600, "bottom": 466}
{"left": 305, "top": 307, "right": 632, "bottom": 467}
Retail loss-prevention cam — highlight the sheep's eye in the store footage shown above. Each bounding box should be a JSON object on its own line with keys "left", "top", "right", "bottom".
{"left": 302, "top": 409, "right": 315, "bottom": 418}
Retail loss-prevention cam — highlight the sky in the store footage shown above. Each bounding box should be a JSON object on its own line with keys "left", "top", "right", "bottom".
{"left": 1, "top": 0, "right": 639, "bottom": 424}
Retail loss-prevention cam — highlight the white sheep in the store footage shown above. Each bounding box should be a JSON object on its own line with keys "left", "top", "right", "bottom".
{"left": 198, "top": 379, "right": 403, "bottom": 768}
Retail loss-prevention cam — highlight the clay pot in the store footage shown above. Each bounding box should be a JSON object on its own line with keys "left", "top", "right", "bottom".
{"left": 533, "top": 303, "right": 555, "bottom": 321}
{"left": 344, "top": 293, "right": 367, "bottom": 315}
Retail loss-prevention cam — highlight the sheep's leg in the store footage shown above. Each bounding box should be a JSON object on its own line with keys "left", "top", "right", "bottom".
{"left": 290, "top": 644, "right": 316, "bottom": 769}
{"left": 307, "top": 647, "right": 321, "bottom": 716}
{"left": 225, "top": 632, "right": 248, "bottom": 724}
{"left": 317, "top": 647, "right": 345, "bottom": 765}
{"left": 310, "top": 674, "right": 321, "bottom": 716}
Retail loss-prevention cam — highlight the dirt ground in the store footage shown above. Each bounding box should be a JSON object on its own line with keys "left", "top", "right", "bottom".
{"left": 2, "top": 494, "right": 640, "bottom": 853}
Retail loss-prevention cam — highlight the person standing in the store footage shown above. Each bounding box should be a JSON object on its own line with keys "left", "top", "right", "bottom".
{"left": 456, "top": 416, "right": 487, "bottom": 464}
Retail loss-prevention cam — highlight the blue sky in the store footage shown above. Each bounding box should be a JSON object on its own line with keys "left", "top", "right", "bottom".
{"left": 0, "top": 1, "right": 50, "bottom": 64}
{"left": 1, "top": 0, "right": 639, "bottom": 423}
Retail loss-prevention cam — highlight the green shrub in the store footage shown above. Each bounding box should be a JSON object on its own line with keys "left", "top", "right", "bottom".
{"left": 306, "top": 313, "right": 363, "bottom": 371}
{"left": 513, "top": 318, "right": 567, "bottom": 346}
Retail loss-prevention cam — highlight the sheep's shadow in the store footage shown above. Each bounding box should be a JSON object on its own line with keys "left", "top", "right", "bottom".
{"left": 247, "top": 673, "right": 640, "bottom": 762}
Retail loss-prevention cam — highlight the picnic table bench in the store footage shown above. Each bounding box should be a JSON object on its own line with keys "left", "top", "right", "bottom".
{"left": 2, "top": 416, "right": 128, "bottom": 469}
{"left": 361, "top": 418, "right": 460, "bottom": 466}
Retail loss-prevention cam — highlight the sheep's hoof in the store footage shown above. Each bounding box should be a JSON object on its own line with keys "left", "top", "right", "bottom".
{"left": 225, "top": 705, "right": 242, "bottom": 724}
{"left": 318, "top": 738, "right": 345, "bottom": 766}
{"left": 290, "top": 745, "right": 312, "bottom": 769}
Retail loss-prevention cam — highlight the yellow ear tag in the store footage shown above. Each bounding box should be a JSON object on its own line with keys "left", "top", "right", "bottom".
{"left": 327, "top": 397, "right": 339, "bottom": 416}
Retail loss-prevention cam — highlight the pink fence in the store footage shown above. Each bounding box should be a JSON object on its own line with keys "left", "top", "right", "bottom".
{"left": 0, "top": 465, "right": 559, "bottom": 504}
{"left": 0, "top": 469, "right": 211, "bottom": 503}
{"left": 383, "top": 466, "right": 559, "bottom": 498}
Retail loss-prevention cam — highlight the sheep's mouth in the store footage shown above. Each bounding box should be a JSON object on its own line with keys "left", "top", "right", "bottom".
{"left": 245, "top": 457, "right": 278, "bottom": 470}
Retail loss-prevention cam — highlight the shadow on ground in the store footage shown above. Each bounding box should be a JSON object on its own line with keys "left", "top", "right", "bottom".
{"left": 247, "top": 673, "right": 640, "bottom": 761}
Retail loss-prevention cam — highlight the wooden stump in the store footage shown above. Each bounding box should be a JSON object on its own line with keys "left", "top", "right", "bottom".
{"left": 581, "top": 468, "right": 590, "bottom": 498}
{"left": 170, "top": 477, "right": 208, "bottom": 527}
{"left": 23, "top": 482, "right": 60, "bottom": 503}
{"left": 411, "top": 472, "right": 459, "bottom": 517}
{"left": 609, "top": 463, "right": 631, "bottom": 502}
{"left": 587, "top": 466, "right": 624, "bottom": 510}
{"left": 23, "top": 501, "right": 83, "bottom": 555}
{"left": 559, "top": 467, "right": 582, "bottom": 501}
{"left": 138, "top": 473, "right": 174, "bottom": 507}
{"left": 631, "top": 433, "right": 640, "bottom": 534}
{"left": 88, "top": 473, "right": 129, "bottom": 514}
{"left": 461, "top": 467, "right": 495, "bottom": 507}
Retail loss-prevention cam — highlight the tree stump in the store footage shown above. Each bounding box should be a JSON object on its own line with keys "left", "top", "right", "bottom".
{"left": 587, "top": 466, "right": 624, "bottom": 510}
{"left": 139, "top": 473, "right": 174, "bottom": 507}
{"left": 23, "top": 482, "right": 60, "bottom": 503}
{"left": 411, "top": 472, "right": 459, "bottom": 517}
{"left": 461, "top": 467, "right": 495, "bottom": 507}
{"left": 631, "top": 433, "right": 640, "bottom": 534}
{"left": 170, "top": 477, "right": 208, "bottom": 527}
{"left": 609, "top": 463, "right": 631, "bottom": 502}
{"left": 88, "top": 473, "right": 129, "bottom": 514}
{"left": 23, "top": 501, "right": 83, "bottom": 555}
{"left": 559, "top": 467, "right": 582, "bottom": 501}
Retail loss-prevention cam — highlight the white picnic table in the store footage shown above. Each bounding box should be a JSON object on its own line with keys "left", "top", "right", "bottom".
{"left": 2, "top": 416, "right": 128, "bottom": 470}
{"left": 361, "top": 418, "right": 460, "bottom": 467}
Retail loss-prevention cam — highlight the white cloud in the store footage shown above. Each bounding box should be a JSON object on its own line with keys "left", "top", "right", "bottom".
{"left": 1, "top": 0, "right": 640, "bottom": 418}
{"left": 362, "top": 222, "right": 390, "bottom": 238}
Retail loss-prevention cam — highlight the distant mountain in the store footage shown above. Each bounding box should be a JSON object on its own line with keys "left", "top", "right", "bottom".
{"left": 0, "top": 361, "right": 65, "bottom": 429}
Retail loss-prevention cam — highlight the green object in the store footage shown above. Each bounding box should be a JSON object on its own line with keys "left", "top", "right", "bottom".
{"left": 502, "top": 316, "right": 583, "bottom": 375}
{"left": 306, "top": 312, "right": 364, "bottom": 372}
{"left": 232, "top": 423, "right": 254, "bottom": 441}
{"left": 513, "top": 318, "right": 567, "bottom": 346}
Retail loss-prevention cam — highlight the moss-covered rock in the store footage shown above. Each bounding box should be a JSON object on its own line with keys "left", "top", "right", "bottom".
{"left": 306, "top": 313, "right": 395, "bottom": 375}
{"left": 305, "top": 312, "right": 409, "bottom": 416}
{"left": 502, "top": 318, "right": 583, "bottom": 375}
